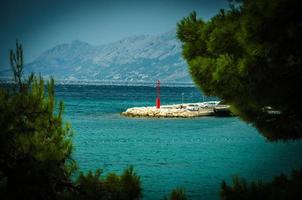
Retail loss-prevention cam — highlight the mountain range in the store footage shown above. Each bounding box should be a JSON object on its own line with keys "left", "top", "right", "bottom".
{"left": 2, "top": 31, "right": 193, "bottom": 84}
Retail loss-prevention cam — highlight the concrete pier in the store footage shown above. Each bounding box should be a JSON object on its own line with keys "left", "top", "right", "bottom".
{"left": 122, "top": 103, "right": 219, "bottom": 118}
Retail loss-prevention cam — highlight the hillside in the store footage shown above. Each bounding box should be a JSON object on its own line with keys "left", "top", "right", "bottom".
{"left": 3, "top": 31, "right": 193, "bottom": 84}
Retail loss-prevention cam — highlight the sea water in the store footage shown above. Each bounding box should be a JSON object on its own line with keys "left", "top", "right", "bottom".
{"left": 55, "top": 85, "right": 302, "bottom": 200}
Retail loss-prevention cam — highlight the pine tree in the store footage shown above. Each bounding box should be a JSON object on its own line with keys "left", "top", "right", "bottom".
{"left": 177, "top": 0, "right": 302, "bottom": 198}
{"left": 0, "top": 41, "right": 142, "bottom": 200}
{"left": 177, "top": 0, "right": 302, "bottom": 140}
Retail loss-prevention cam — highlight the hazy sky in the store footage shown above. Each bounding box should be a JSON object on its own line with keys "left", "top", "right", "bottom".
{"left": 0, "top": 0, "right": 229, "bottom": 68}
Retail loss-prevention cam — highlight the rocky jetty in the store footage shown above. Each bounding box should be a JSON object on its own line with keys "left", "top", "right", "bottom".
{"left": 122, "top": 103, "right": 216, "bottom": 118}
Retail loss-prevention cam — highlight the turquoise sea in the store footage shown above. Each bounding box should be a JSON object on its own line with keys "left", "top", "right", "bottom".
{"left": 56, "top": 85, "right": 302, "bottom": 200}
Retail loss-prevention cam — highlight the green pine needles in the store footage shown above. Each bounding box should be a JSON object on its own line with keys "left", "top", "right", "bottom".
{"left": 177, "top": 0, "right": 302, "bottom": 199}
{"left": 9, "top": 41, "right": 24, "bottom": 87}
{"left": 177, "top": 0, "right": 302, "bottom": 141}
{"left": 0, "top": 41, "right": 142, "bottom": 200}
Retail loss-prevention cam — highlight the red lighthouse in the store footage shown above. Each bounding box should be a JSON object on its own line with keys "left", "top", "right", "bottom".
{"left": 156, "top": 80, "right": 160, "bottom": 109}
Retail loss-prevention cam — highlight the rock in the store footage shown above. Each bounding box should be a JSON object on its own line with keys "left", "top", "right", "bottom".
{"left": 121, "top": 103, "right": 215, "bottom": 118}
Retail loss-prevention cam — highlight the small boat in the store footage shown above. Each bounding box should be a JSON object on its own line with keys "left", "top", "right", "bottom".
{"left": 213, "top": 104, "right": 231, "bottom": 116}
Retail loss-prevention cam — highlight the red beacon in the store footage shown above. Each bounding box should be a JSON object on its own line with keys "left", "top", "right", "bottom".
{"left": 156, "top": 80, "right": 160, "bottom": 109}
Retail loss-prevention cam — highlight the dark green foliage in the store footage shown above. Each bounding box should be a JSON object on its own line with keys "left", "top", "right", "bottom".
{"left": 0, "top": 42, "right": 142, "bottom": 200}
{"left": 220, "top": 169, "right": 302, "bottom": 200}
{"left": 119, "top": 166, "right": 142, "bottom": 200}
{"left": 177, "top": 0, "right": 302, "bottom": 140}
{"left": 163, "top": 188, "right": 188, "bottom": 200}
{"left": 1, "top": 44, "right": 76, "bottom": 199}
{"left": 169, "top": 188, "right": 187, "bottom": 200}
{"left": 9, "top": 41, "right": 24, "bottom": 87}
{"left": 70, "top": 166, "right": 142, "bottom": 200}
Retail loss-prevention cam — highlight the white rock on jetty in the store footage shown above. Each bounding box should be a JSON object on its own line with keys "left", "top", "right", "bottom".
{"left": 122, "top": 103, "right": 217, "bottom": 118}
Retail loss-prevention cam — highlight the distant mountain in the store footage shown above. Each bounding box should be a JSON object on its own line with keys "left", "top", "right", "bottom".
{"left": 5, "top": 31, "right": 193, "bottom": 84}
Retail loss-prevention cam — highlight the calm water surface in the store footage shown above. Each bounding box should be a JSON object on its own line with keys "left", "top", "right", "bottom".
{"left": 55, "top": 85, "right": 302, "bottom": 200}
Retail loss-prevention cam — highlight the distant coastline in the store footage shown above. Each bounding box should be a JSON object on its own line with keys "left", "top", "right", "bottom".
{"left": 0, "top": 77, "right": 195, "bottom": 87}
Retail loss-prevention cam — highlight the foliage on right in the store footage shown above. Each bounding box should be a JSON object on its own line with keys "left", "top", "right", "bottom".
{"left": 220, "top": 169, "right": 302, "bottom": 200}
{"left": 177, "top": 0, "right": 302, "bottom": 140}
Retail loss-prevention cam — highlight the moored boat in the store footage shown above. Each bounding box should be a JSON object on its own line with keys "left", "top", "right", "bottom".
{"left": 214, "top": 104, "right": 232, "bottom": 116}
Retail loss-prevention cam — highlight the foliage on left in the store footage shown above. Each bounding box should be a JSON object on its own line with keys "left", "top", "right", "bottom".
{"left": 0, "top": 41, "right": 142, "bottom": 200}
